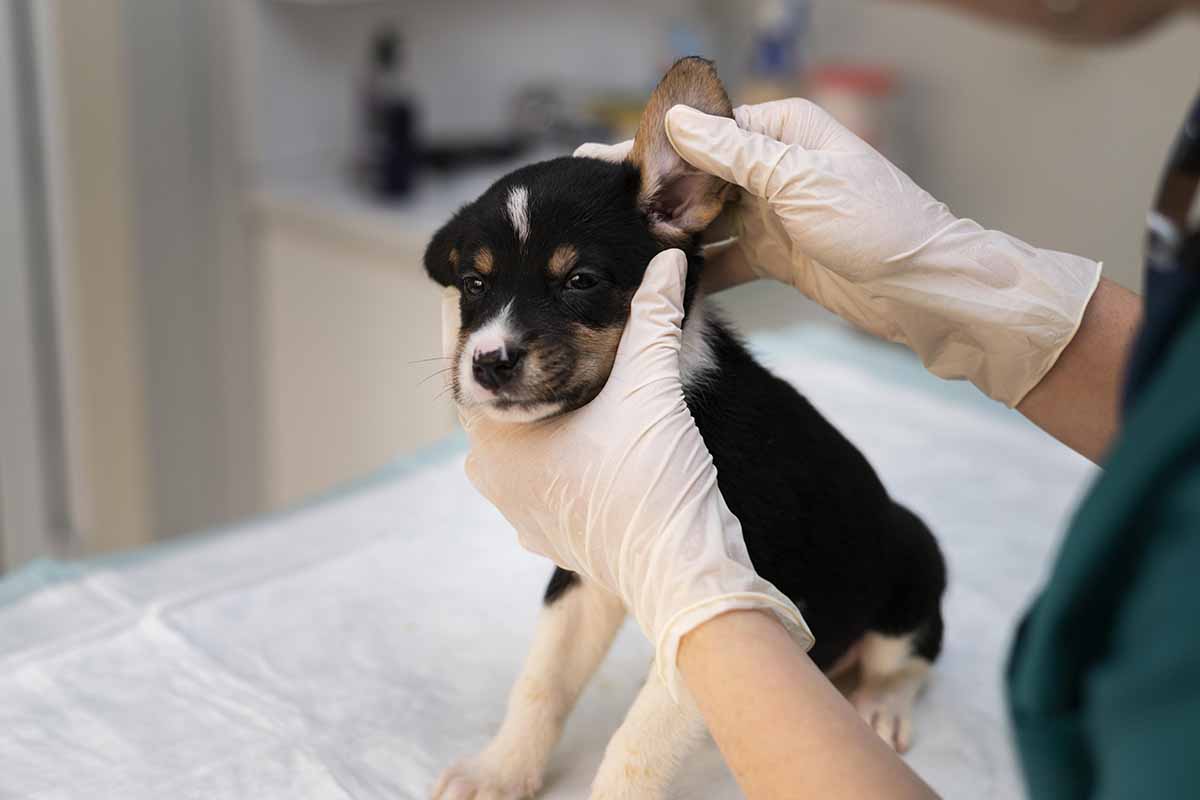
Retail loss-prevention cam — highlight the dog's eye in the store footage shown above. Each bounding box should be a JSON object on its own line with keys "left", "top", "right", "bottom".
{"left": 462, "top": 275, "right": 487, "bottom": 297}
{"left": 565, "top": 273, "right": 598, "bottom": 291}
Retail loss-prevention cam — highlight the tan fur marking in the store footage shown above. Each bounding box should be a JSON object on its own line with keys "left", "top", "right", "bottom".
{"left": 571, "top": 323, "right": 623, "bottom": 385}
{"left": 448, "top": 247, "right": 460, "bottom": 269}
{"left": 547, "top": 245, "right": 579, "bottom": 278}
{"left": 474, "top": 248, "right": 495, "bottom": 274}
{"left": 630, "top": 57, "right": 732, "bottom": 171}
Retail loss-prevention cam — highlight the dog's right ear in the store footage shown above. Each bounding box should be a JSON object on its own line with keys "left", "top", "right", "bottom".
{"left": 424, "top": 209, "right": 469, "bottom": 287}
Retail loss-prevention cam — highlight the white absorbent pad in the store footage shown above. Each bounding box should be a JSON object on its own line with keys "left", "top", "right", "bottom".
{"left": 0, "top": 324, "right": 1097, "bottom": 799}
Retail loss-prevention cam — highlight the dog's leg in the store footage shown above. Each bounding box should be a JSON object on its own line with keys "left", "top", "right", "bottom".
{"left": 590, "top": 666, "right": 707, "bottom": 800}
{"left": 432, "top": 574, "right": 625, "bottom": 800}
{"left": 849, "top": 501, "right": 943, "bottom": 754}
{"left": 849, "top": 631, "right": 932, "bottom": 754}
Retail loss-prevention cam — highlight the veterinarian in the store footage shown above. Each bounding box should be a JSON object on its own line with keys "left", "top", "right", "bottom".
{"left": 451, "top": 1, "right": 1200, "bottom": 797}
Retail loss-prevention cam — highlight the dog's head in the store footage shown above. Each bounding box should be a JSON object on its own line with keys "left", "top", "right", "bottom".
{"left": 425, "top": 57, "right": 733, "bottom": 422}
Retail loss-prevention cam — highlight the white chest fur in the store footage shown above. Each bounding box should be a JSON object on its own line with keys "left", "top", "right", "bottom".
{"left": 679, "top": 297, "right": 718, "bottom": 391}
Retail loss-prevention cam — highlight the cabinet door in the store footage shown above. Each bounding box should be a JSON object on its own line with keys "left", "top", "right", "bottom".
{"left": 260, "top": 218, "right": 457, "bottom": 509}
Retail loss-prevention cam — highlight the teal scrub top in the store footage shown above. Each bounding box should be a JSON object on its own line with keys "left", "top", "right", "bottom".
{"left": 1006, "top": 94, "right": 1200, "bottom": 798}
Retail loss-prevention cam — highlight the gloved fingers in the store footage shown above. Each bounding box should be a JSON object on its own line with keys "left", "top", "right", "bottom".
{"left": 457, "top": 405, "right": 489, "bottom": 435}
{"left": 610, "top": 249, "right": 688, "bottom": 376}
{"left": 463, "top": 449, "right": 505, "bottom": 505}
{"left": 573, "top": 139, "right": 633, "bottom": 163}
{"left": 513, "top": 525, "right": 565, "bottom": 569}
{"left": 732, "top": 98, "right": 872, "bottom": 155}
{"left": 666, "top": 105, "right": 809, "bottom": 200}
{"left": 465, "top": 460, "right": 554, "bottom": 554}
{"left": 464, "top": 451, "right": 564, "bottom": 564}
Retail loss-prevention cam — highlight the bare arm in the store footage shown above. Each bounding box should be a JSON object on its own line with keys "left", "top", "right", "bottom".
{"left": 678, "top": 610, "right": 939, "bottom": 800}
{"left": 1016, "top": 278, "right": 1142, "bottom": 463}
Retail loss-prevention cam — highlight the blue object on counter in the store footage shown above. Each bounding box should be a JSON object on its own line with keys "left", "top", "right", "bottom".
{"left": 751, "top": 0, "right": 811, "bottom": 77}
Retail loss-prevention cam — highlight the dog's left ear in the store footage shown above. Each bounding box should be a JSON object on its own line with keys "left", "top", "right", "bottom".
{"left": 628, "top": 57, "right": 733, "bottom": 244}
{"left": 424, "top": 208, "right": 470, "bottom": 287}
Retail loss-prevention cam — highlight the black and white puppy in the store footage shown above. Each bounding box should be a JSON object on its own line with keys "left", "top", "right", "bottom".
{"left": 425, "top": 58, "right": 946, "bottom": 800}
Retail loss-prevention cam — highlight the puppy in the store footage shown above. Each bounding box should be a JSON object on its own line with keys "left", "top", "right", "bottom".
{"left": 425, "top": 58, "right": 946, "bottom": 800}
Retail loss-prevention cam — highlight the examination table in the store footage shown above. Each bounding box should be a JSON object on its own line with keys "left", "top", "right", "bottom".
{"left": 0, "top": 324, "right": 1096, "bottom": 799}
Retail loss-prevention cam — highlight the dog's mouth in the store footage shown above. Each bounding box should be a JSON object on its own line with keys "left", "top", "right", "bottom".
{"left": 452, "top": 336, "right": 618, "bottom": 424}
{"left": 449, "top": 345, "right": 565, "bottom": 424}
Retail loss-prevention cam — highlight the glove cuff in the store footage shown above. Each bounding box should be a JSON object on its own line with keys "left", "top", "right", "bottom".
{"left": 889, "top": 227, "right": 1105, "bottom": 408}
{"left": 1000, "top": 255, "right": 1103, "bottom": 408}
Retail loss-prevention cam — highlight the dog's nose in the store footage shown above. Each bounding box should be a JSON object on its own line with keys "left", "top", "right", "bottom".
{"left": 472, "top": 346, "right": 525, "bottom": 391}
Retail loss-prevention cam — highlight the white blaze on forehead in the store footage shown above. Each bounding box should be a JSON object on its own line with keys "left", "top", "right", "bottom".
{"left": 506, "top": 185, "right": 530, "bottom": 246}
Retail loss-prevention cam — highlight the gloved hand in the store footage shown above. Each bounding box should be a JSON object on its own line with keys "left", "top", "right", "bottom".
{"left": 443, "top": 249, "right": 813, "bottom": 700}
{"left": 577, "top": 100, "right": 1103, "bottom": 408}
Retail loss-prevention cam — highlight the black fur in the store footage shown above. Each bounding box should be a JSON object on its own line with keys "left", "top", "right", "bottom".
{"left": 681, "top": 319, "right": 946, "bottom": 668}
{"left": 544, "top": 567, "right": 580, "bottom": 605}
{"left": 426, "top": 156, "right": 945, "bottom": 671}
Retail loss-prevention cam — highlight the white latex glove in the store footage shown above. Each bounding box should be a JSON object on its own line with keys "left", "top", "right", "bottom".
{"left": 577, "top": 100, "right": 1103, "bottom": 408}
{"left": 442, "top": 249, "right": 813, "bottom": 700}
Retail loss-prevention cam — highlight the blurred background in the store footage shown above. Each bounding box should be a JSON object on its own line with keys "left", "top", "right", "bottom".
{"left": 0, "top": 0, "right": 1196, "bottom": 572}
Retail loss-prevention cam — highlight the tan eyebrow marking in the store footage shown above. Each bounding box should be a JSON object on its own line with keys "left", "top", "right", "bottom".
{"left": 448, "top": 248, "right": 460, "bottom": 270}
{"left": 474, "top": 247, "right": 494, "bottom": 274}
{"left": 547, "top": 245, "right": 579, "bottom": 278}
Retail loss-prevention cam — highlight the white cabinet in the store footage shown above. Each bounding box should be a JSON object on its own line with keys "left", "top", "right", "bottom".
{"left": 252, "top": 171, "right": 468, "bottom": 509}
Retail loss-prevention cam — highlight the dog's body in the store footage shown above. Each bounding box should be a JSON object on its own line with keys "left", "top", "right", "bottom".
{"left": 425, "top": 59, "right": 945, "bottom": 800}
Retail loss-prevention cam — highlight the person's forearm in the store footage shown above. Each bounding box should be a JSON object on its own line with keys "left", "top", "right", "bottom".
{"left": 678, "top": 610, "right": 939, "bottom": 800}
{"left": 1016, "top": 278, "right": 1142, "bottom": 463}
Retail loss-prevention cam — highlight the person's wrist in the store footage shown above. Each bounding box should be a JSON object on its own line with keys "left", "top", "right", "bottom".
{"left": 650, "top": 561, "right": 814, "bottom": 701}
{"left": 678, "top": 608, "right": 780, "bottom": 667}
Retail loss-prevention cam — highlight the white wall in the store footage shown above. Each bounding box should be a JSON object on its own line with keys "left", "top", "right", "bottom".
{"left": 804, "top": 1, "right": 1199, "bottom": 291}
{"left": 231, "top": 0, "right": 704, "bottom": 173}
{"left": 239, "top": 0, "right": 1196, "bottom": 291}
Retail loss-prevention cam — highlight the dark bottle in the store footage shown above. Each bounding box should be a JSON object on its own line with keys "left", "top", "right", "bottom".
{"left": 362, "top": 27, "right": 417, "bottom": 200}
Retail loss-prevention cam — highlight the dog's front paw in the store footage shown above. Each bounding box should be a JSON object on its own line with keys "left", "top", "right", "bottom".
{"left": 851, "top": 685, "right": 916, "bottom": 754}
{"left": 589, "top": 763, "right": 670, "bottom": 800}
{"left": 589, "top": 782, "right": 667, "bottom": 800}
{"left": 431, "top": 755, "right": 543, "bottom": 800}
